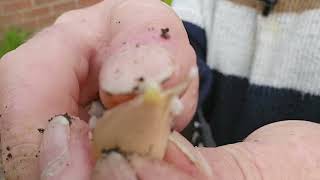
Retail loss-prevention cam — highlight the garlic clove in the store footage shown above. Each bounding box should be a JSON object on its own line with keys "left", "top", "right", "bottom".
{"left": 92, "top": 79, "right": 190, "bottom": 160}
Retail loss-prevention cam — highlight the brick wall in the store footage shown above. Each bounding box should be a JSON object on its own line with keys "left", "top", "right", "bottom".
{"left": 0, "top": 0, "right": 102, "bottom": 34}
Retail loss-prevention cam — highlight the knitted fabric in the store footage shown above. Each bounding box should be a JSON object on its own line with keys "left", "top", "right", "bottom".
{"left": 173, "top": 0, "right": 320, "bottom": 145}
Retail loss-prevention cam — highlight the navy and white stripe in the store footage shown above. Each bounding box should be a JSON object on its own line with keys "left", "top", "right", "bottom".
{"left": 175, "top": 0, "right": 320, "bottom": 146}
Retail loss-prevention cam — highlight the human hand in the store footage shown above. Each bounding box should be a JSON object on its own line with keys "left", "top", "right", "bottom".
{"left": 90, "top": 121, "right": 320, "bottom": 180}
{"left": 2, "top": 0, "right": 320, "bottom": 179}
{"left": 0, "top": 0, "right": 197, "bottom": 179}
{"left": 39, "top": 118, "right": 320, "bottom": 180}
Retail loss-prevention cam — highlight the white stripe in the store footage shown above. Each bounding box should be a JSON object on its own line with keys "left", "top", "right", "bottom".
{"left": 206, "top": 0, "right": 258, "bottom": 78}
{"left": 250, "top": 10, "right": 320, "bottom": 95}
{"left": 172, "top": 0, "right": 213, "bottom": 28}
{"left": 204, "top": 0, "right": 320, "bottom": 95}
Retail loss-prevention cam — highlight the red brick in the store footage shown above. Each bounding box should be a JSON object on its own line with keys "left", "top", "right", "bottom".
{"left": 0, "top": 13, "right": 25, "bottom": 25}
{"left": 33, "top": 0, "right": 56, "bottom": 6}
{"left": 23, "top": 7, "right": 50, "bottom": 20}
{"left": 0, "top": 19, "right": 36, "bottom": 34}
{"left": 52, "top": 1, "right": 77, "bottom": 14}
{"left": 18, "top": 19, "right": 38, "bottom": 31}
{"left": 79, "top": 0, "right": 102, "bottom": 7}
{"left": 0, "top": 0, "right": 17, "bottom": 7}
{"left": 37, "top": 14, "right": 59, "bottom": 28}
{"left": 3, "top": 0, "right": 32, "bottom": 14}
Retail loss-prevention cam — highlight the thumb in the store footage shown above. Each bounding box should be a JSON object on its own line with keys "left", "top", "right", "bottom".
{"left": 131, "top": 121, "right": 320, "bottom": 180}
{"left": 88, "top": 131, "right": 257, "bottom": 180}
{"left": 39, "top": 115, "right": 93, "bottom": 180}
{"left": 90, "top": 132, "right": 213, "bottom": 180}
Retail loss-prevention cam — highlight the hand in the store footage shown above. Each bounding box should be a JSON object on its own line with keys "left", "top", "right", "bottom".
{"left": 2, "top": 0, "right": 320, "bottom": 179}
{"left": 90, "top": 120, "right": 320, "bottom": 180}
{"left": 0, "top": 0, "right": 197, "bottom": 179}
{"left": 39, "top": 119, "right": 320, "bottom": 180}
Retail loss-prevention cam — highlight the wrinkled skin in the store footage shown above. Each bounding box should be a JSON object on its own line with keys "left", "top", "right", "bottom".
{"left": 1, "top": 0, "right": 320, "bottom": 179}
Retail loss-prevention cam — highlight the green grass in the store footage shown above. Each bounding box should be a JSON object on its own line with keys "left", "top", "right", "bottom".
{"left": 0, "top": 28, "right": 31, "bottom": 58}
{"left": 163, "top": 0, "right": 173, "bottom": 6}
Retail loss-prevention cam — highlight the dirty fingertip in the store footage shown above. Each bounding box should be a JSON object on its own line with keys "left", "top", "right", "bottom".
{"left": 92, "top": 150, "right": 137, "bottom": 180}
{"left": 40, "top": 115, "right": 71, "bottom": 180}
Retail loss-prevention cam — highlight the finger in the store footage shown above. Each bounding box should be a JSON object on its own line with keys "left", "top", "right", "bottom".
{"left": 199, "top": 120, "right": 320, "bottom": 180}
{"left": 129, "top": 155, "right": 197, "bottom": 180}
{"left": 165, "top": 121, "right": 320, "bottom": 180}
{"left": 91, "top": 150, "right": 196, "bottom": 180}
{"left": 90, "top": 132, "right": 244, "bottom": 180}
{"left": 98, "top": 0, "right": 198, "bottom": 131}
{"left": 173, "top": 74, "right": 199, "bottom": 132}
{"left": 91, "top": 121, "right": 320, "bottom": 180}
{"left": 39, "top": 115, "right": 93, "bottom": 180}
{"left": 92, "top": 151, "right": 137, "bottom": 180}
{"left": 164, "top": 132, "right": 212, "bottom": 177}
{"left": 0, "top": 3, "right": 108, "bottom": 178}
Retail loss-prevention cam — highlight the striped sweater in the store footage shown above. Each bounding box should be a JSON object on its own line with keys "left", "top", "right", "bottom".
{"left": 173, "top": 0, "right": 320, "bottom": 146}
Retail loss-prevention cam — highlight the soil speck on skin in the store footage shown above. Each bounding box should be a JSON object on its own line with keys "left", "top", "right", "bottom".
{"left": 6, "top": 146, "right": 10, "bottom": 151}
{"left": 37, "top": 128, "right": 45, "bottom": 134}
{"left": 133, "top": 86, "right": 139, "bottom": 91}
{"left": 138, "top": 77, "right": 144, "bottom": 82}
{"left": 101, "top": 147, "right": 121, "bottom": 155}
{"left": 7, "top": 153, "right": 12, "bottom": 160}
{"left": 48, "top": 117, "right": 53, "bottom": 122}
{"left": 63, "top": 113, "right": 72, "bottom": 125}
{"left": 160, "top": 28, "right": 170, "bottom": 39}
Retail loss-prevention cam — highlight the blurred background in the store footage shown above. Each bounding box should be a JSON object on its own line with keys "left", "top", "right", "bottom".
{"left": 0, "top": 0, "right": 172, "bottom": 58}
{"left": 0, "top": 0, "right": 102, "bottom": 58}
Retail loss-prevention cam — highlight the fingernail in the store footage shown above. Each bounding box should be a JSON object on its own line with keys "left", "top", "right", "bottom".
{"left": 169, "top": 131, "right": 212, "bottom": 177}
{"left": 40, "top": 116, "right": 71, "bottom": 179}
{"left": 92, "top": 150, "right": 137, "bottom": 180}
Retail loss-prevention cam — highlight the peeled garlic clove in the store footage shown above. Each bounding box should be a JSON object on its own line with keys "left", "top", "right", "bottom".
{"left": 92, "top": 91, "right": 167, "bottom": 159}
{"left": 92, "top": 80, "right": 189, "bottom": 160}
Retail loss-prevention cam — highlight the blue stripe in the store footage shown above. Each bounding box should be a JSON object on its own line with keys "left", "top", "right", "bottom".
{"left": 183, "top": 21, "right": 207, "bottom": 58}
{"left": 203, "top": 70, "right": 320, "bottom": 145}
{"left": 183, "top": 21, "right": 320, "bottom": 146}
{"left": 182, "top": 21, "right": 213, "bottom": 106}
